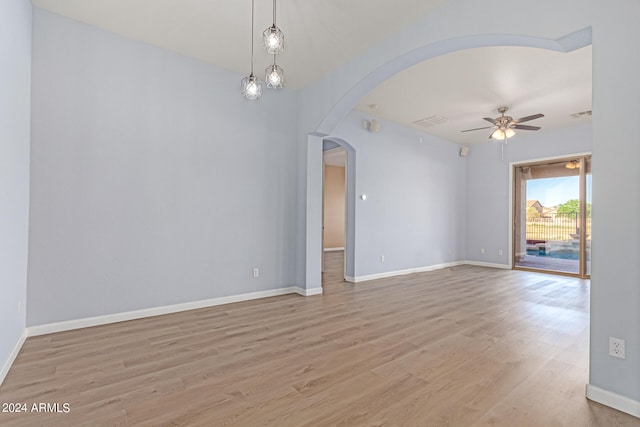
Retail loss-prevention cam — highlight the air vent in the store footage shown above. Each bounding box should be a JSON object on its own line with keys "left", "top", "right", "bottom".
{"left": 570, "top": 110, "right": 592, "bottom": 119}
{"left": 413, "top": 115, "right": 448, "bottom": 128}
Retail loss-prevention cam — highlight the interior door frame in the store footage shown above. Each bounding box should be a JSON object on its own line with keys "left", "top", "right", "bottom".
{"left": 322, "top": 147, "right": 348, "bottom": 278}
{"left": 509, "top": 152, "right": 592, "bottom": 278}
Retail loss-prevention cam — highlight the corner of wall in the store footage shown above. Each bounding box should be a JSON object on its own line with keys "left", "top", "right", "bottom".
{"left": 0, "top": 330, "right": 27, "bottom": 386}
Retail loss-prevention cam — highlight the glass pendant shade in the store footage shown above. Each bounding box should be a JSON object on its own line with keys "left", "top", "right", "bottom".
{"left": 240, "top": 0, "right": 261, "bottom": 100}
{"left": 265, "top": 63, "right": 284, "bottom": 89}
{"left": 241, "top": 74, "right": 262, "bottom": 100}
{"left": 491, "top": 128, "right": 515, "bottom": 140}
{"left": 263, "top": 25, "right": 284, "bottom": 54}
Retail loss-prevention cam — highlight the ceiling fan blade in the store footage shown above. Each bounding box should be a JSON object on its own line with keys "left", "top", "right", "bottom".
{"left": 513, "top": 124, "right": 541, "bottom": 131}
{"left": 515, "top": 113, "right": 544, "bottom": 123}
{"left": 483, "top": 117, "right": 497, "bottom": 124}
{"left": 461, "top": 126, "right": 494, "bottom": 133}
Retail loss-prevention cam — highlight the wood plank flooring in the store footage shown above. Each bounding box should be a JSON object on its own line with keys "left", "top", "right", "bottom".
{"left": 1, "top": 251, "right": 639, "bottom": 426}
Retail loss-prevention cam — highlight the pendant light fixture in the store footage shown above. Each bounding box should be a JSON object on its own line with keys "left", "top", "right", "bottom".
{"left": 265, "top": 55, "right": 284, "bottom": 89}
{"left": 241, "top": 0, "right": 262, "bottom": 100}
{"left": 263, "top": 0, "right": 284, "bottom": 54}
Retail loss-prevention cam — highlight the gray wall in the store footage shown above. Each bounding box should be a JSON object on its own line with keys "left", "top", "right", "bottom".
{"left": 28, "top": 9, "right": 299, "bottom": 326}
{"left": 333, "top": 112, "right": 467, "bottom": 277}
{"left": 589, "top": 3, "right": 640, "bottom": 401}
{"left": 466, "top": 123, "right": 592, "bottom": 265}
{"left": 0, "top": 0, "right": 31, "bottom": 378}
{"left": 295, "top": 0, "right": 640, "bottom": 405}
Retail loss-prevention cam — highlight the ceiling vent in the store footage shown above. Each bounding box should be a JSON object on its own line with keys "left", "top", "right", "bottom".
{"left": 570, "top": 110, "right": 592, "bottom": 119}
{"left": 413, "top": 115, "right": 448, "bottom": 128}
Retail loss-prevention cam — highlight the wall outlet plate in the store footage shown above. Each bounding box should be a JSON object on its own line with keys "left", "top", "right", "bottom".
{"left": 609, "top": 337, "right": 626, "bottom": 359}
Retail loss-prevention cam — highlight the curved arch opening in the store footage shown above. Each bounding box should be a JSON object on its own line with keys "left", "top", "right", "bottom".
{"left": 304, "top": 29, "right": 592, "bottom": 291}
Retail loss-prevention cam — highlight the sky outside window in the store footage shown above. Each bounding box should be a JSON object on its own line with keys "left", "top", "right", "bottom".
{"left": 527, "top": 175, "right": 592, "bottom": 207}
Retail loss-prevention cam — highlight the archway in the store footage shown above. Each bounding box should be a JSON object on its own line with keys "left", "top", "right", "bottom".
{"left": 304, "top": 29, "right": 592, "bottom": 292}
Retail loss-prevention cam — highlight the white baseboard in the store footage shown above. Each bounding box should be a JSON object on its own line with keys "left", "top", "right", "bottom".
{"left": 344, "top": 260, "right": 515, "bottom": 283}
{"left": 464, "top": 260, "right": 511, "bottom": 269}
{"left": 586, "top": 384, "right": 640, "bottom": 418}
{"left": 27, "top": 287, "right": 314, "bottom": 337}
{"left": 0, "top": 330, "right": 27, "bottom": 386}
{"left": 294, "top": 286, "right": 323, "bottom": 296}
{"left": 324, "top": 247, "right": 344, "bottom": 252}
{"left": 348, "top": 261, "right": 465, "bottom": 283}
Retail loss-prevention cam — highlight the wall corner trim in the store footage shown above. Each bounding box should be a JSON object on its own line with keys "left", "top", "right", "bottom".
{"left": 294, "top": 286, "right": 323, "bottom": 296}
{"left": 586, "top": 384, "right": 640, "bottom": 418}
{"left": 0, "top": 330, "right": 27, "bottom": 386}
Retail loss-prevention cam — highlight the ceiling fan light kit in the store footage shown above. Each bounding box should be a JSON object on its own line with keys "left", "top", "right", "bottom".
{"left": 491, "top": 128, "right": 515, "bottom": 140}
{"left": 461, "top": 106, "right": 544, "bottom": 141}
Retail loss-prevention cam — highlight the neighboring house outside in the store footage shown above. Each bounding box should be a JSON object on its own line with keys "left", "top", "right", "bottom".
{"left": 527, "top": 200, "right": 544, "bottom": 216}
{"left": 542, "top": 206, "right": 558, "bottom": 218}
{"left": 527, "top": 200, "right": 559, "bottom": 219}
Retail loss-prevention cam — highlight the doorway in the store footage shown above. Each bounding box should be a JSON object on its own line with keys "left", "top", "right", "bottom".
{"left": 322, "top": 147, "right": 346, "bottom": 278}
{"left": 513, "top": 155, "right": 591, "bottom": 277}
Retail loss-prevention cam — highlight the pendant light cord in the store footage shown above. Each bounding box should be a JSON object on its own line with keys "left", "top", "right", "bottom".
{"left": 273, "top": 0, "right": 277, "bottom": 26}
{"left": 250, "top": 0, "right": 255, "bottom": 75}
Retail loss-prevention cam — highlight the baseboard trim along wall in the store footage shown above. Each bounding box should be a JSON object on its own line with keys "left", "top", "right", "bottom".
{"left": 586, "top": 384, "right": 640, "bottom": 418}
{"left": 464, "top": 261, "right": 511, "bottom": 269}
{"left": 324, "top": 247, "right": 344, "bottom": 252}
{"left": 345, "top": 260, "right": 511, "bottom": 283}
{"left": 27, "top": 286, "right": 322, "bottom": 337}
{"left": 0, "top": 331, "right": 27, "bottom": 386}
{"left": 346, "top": 261, "right": 466, "bottom": 283}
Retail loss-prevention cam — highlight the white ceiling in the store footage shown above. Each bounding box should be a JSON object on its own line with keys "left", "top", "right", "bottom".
{"left": 32, "top": 0, "right": 445, "bottom": 89}
{"left": 355, "top": 45, "right": 592, "bottom": 145}
{"left": 32, "top": 1, "right": 592, "bottom": 146}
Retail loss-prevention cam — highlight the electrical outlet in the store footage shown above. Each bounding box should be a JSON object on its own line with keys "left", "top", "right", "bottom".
{"left": 480, "top": 248, "right": 485, "bottom": 254}
{"left": 498, "top": 249, "right": 503, "bottom": 256}
{"left": 609, "top": 337, "right": 626, "bottom": 359}
{"left": 380, "top": 255, "right": 385, "bottom": 263}
{"left": 253, "top": 268, "right": 259, "bottom": 278}
{"left": 448, "top": 249, "right": 452, "bottom": 255}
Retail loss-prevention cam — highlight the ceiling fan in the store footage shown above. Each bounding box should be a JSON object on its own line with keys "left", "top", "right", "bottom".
{"left": 461, "top": 106, "right": 544, "bottom": 140}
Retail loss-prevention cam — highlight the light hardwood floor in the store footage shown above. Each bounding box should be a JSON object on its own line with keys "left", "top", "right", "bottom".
{"left": 1, "top": 251, "right": 639, "bottom": 426}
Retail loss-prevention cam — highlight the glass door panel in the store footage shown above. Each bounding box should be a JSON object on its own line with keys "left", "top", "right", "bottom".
{"left": 513, "top": 156, "right": 591, "bottom": 277}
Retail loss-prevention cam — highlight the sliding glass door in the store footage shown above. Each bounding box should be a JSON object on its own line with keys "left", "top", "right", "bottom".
{"left": 513, "top": 156, "right": 591, "bottom": 277}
